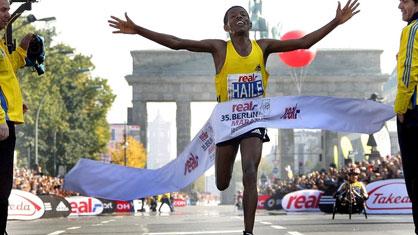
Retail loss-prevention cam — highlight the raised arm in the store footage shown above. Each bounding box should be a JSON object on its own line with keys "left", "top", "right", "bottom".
{"left": 108, "top": 13, "right": 223, "bottom": 53}
{"left": 259, "top": 0, "right": 360, "bottom": 56}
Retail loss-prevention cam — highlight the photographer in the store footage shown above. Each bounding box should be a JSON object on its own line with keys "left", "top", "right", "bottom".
{"left": 0, "top": 0, "right": 34, "bottom": 234}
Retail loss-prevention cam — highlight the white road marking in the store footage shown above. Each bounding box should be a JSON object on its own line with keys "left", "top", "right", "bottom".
{"left": 260, "top": 221, "right": 272, "bottom": 225}
{"left": 67, "top": 226, "right": 81, "bottom": 230}
{"left": 101, "top": 220, "right": 112, "bottom": 224}
{"left": 288, "top": 232, "right": 304, "bottom": 235}
{"left": 143, "top": 230, "right": 243, "bottom": 235}
{"left": 47, "top": 231, "right": 66, "bottom": 235}
{"left": 271, "top": 225, "right": 286, "bottom": 230}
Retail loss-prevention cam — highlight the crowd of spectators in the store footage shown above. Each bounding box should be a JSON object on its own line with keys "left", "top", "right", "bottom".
{"left": 12, "top": 167, "right": 75, "bottom": 197}
{"left": 259, "top": 154, "right": 403, "bottom": 197}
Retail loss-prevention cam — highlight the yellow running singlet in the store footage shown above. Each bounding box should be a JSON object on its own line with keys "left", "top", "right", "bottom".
{"left": 214, "top": 40, "right": 269, "bottom": 103}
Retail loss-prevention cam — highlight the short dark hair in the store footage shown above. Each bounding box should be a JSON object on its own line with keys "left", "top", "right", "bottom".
{"left": 223, "top": 6, "right": 245, "bottom": 25}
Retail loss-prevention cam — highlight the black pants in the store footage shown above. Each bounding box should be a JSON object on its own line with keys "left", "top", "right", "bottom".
{"left": 397, "top": 108, "right": 418, "bottom": 234}
{"left": 158, "top": 198, "right": 174, "bottom": 212}
{"left": 0, "top": 121, "right": 16, "bottom": 235}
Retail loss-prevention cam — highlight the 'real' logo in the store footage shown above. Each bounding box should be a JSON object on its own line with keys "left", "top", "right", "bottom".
{"left": 184, "top": 153, "right": 199, "bottom": 176}
{"left": 67, "top": 197, "right": 104, "bottom": 215}
{"left": 280, "top": 104, "right": 301, "bottom": 120}
{"left": 232, "top": 101, "right": 257, "bottom": 112}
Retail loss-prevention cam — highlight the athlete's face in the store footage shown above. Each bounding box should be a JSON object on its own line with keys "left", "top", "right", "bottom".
{"left": 399, "top": 0, "right": 418, "bottom": 22}
{"left": 224, "top": 7, "right": 251, "bottom": 34}
{"left": 348, "top": 173, "right": 358, "bottom": 183}
{"left": 0, "top": 0, "right": 10, "bottom": 30}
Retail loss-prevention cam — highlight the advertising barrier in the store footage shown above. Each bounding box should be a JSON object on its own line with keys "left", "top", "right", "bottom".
{"left": 365, "top": 179, "right": 411, "bottom": 214}
{"left": 8, "top": 189, "right": 45, "bottom": 220}
{"left": 99, "top": 198, "right": 116, "bottom": 214}
{"left": 264, "top": 194, "right": 284, "bottom": 210}
{"left": 66, "top": 196, "right": 104, "bottom": 216}
{"left": 173, "top": 198, "right": 186, "bottom": 207}
{"left": 318, "top": 194, "right": 336, "bottom": 214}
{"left": 39, "top": 195, "right": 71, "bottom": 218}
{"left": 281, "top": 189, "right": 324, "bottom": 212}
{"left": 257, "top": 195, "right": 270, "bottom": 209}
{"left": 132, "top": 199, "right": 145, "bottom": 212}
{"left": 115, "top": 200, "right": 134, "bottom": 213}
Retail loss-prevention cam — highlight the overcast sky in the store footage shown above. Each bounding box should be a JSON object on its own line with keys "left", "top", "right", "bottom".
{"left": 21, "top": 0, "right": 404, "bottom": 125}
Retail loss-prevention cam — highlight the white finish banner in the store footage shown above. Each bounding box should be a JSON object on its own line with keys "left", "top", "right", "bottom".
{"left": 64, "top": 121, "right": 216, "bottom": 201}
{"left": 211, "top": 96, "right": 395, "bottom": 143}
{"left": 64, "top": 96, "right": 395, "bottom": 201}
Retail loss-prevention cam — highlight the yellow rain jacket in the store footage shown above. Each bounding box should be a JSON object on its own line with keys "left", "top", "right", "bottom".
{"left": 395, "top": 20, "right": 418, "bottom": 114}
{"left": 0, "top": 40, "right": 27, "bottom": 124}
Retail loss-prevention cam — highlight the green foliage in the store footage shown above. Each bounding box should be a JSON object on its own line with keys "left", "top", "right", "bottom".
{"left": 12, "top": 18, "right": 115, "bottom": 175}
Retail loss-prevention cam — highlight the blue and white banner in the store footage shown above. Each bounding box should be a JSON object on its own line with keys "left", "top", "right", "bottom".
{"left": 64, "top": 96, "right": 395, "bottom": 201}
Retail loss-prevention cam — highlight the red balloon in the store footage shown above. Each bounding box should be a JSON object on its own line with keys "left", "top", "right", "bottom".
{"left": 278, "top": 30, "right": 316, "bottom": 68}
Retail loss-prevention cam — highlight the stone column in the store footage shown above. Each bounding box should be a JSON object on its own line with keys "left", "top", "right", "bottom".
{"left": 176, "top": 100, "right": 191, "bottom": 156}
{"left": 278, "top": 129, "right": 294, "bottom": 179}
{"left": 132, "top": 100, "right": 147, "bottom": 148}
{"left": 321, "top": 130, "right": 339, "bottom": 168}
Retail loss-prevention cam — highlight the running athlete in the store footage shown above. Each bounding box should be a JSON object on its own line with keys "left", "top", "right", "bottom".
{"left": 108, "top": 1, "right": 359, "bottom": 234}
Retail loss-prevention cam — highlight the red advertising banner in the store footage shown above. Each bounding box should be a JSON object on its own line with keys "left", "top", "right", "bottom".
{"left": 115, "top": 201, "right": 133, "bottom": 213}
{"left": 257, "top": 195, "right": 270, "bottom": 209}
{"left": 173, "top": 199, "right": 186, "bottom": 207}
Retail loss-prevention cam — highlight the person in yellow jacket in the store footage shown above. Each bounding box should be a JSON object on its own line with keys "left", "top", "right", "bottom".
{"left": 158, "top": 193, "right": 174, "bottom": 212}
{"left": 108, "top": 1, "right": 359, "bottom": 234}
{"left": 396, "top": 0, "right": 418, "bottom": 234}
{"left": 0, "top": 0, "right": 33, "bottom": 234}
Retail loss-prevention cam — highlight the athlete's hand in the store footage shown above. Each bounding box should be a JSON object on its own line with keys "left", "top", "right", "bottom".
{"left": 335, "top": 0, "right": 360, "bottom": 25}
{"left": 0, "top": 123, "right": 9, "bottom": 141}
{"left": 108, "top": 13, "right": 137, "bottom": 34}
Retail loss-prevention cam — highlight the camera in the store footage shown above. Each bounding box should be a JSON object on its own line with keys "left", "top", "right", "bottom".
{"left": 25, "top": 34, "right": 45, "bottom": 75}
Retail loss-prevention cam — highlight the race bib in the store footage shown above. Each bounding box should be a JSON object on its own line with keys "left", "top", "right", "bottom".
{"left": 227, "top": 72, "right": 264, "bottom": 100}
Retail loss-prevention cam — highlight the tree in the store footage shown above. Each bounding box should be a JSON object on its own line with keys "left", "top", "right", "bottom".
{"left": 110, "top": 136, "right": 147, "bottom": 168}
{"left": 12, "top": 18, "right": 115, "bottom": 175}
